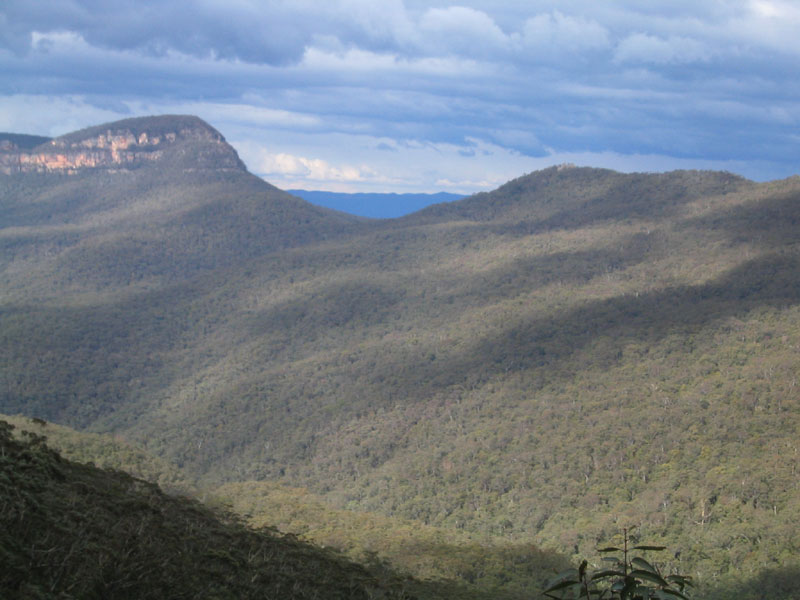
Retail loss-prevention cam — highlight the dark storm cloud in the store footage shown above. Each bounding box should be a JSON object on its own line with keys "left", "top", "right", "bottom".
{"left": 1, "top": 1, "right": 799, "bottom": 189}
{"left": 1, "top": 0, "right": 311, "bottom": 64}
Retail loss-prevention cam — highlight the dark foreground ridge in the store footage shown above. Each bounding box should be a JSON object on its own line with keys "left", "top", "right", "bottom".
{"left": 0, "top": 418, "right": 415, "bottom": 600}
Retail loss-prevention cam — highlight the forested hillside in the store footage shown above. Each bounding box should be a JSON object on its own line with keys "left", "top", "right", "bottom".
{"left": 3, "top": 116, "right": 800, "bottom": 598}
{"left": 0, "top": 417, "right": 418, "bottom": 599}
{"left": 1, "top": 413, "right": 570, "bottom": 599}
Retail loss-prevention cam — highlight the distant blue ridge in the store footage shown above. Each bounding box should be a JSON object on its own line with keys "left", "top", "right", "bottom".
{"left": 288, "top": 190, "right": 464, "bottom": 219}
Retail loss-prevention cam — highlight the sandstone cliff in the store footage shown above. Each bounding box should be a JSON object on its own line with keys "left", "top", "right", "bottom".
{"left": 0, "top": 115, "right": 246, "bottom": 175}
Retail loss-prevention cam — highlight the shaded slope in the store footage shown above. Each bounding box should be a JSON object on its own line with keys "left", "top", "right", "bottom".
{"left": 0, "top": 116, "right": 364, "bottom": 428}
{"left": 1, "top": 414, "right": 570, "bottom": 600}
{"left": 218, "top": 481, "right": 570, "bottom": 600}
{"left": 0, "top": 413, "right": 196, "bottom": 495}
{"left": 3, "top": 117, "right": 800, "bottom": 598}
{"left": 0, "top": 116, "right": 361, "bottom": 289}
{"left": 0, "top": 419, "right": 415, "bottom": 600}
{"left": 112, "top": 169, "right": 800, "bottom": 598}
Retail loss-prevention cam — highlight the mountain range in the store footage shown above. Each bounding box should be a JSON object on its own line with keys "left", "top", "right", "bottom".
{"left": 2, "top": 115, "right": 800, "bottom": 598}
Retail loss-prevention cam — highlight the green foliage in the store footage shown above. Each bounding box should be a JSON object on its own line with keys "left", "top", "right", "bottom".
{"left": 54, "top": 115, "right": 216, "bottom": 145}
{"left": 706, "top": 564, "right": 800, "bottom": 599}
{"left": 0, "top": 414, "right": 571, "bottom": 599}
{"left": 3, "top": 120, "right": 800, "bottom": 599}
{"left": 217, "top": 480, "right": 570, "bottom": 600}
{"left": 543, "top": 528, "right": 692, "bottom": 599}
{"left": 0, "top": 413, "right": 196, "bottom": 494}
{"left": 0, "top": 419, "right": 417, "bottom": 599}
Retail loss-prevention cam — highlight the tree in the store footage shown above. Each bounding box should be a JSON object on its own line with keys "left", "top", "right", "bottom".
{"left": 543, "top": 527, "right": 692, "bottom": 599}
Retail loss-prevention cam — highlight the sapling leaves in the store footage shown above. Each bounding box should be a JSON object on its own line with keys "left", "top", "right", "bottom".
{"left": 591, "top": 570, "right": 626, "bottom": 581}
{"left": 630, "top": 570, "right": 670, "bottom": 588}
{"left": 542, "top": 528, "right": 691, "bottom": 600}
{"left": 630, "top": 557, "right": 659, "bottom": 574}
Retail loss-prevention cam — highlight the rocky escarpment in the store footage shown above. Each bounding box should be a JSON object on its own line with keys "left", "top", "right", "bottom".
{"left": 0, "top": 115, "right": 246, "bottom": 175}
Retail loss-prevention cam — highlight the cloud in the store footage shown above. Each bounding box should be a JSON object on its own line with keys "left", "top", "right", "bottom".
{"left": 300, "top": 46, "right": 486, "bottom": 80}
{"left": 2, "top": 0, "right": 311, "bottom": 64}
{"left": 521, "top": 11, "right": 610, "bottom": 57}
{"left": 237, "top": 143, "right": 383, "bottom": 187}
{"left": 434, "top": 176, "right": 499, "bottom": 189}
{"left": 729, "top": 0, "right": 800, "bottom": 56}
{"left": 169, "top": 102, "right": 321, "bottom": 130}
{"left": 0, "top": 94, "right": 128, "bottom": 136}
{"left": 613, "top": 33, "right": 710, "bottom": 64}
{"left": 418, "top": 6, "right": 510, "bottom": 57}
{"left": 748, "top": 0, "right": 800, "bottom": 22}
{"left": 2, "top": 1, "right": 799, "bottom": 191}
{"left": 230, "top": 134, "right": 550, "bottom": 193}
{"left": 484, "top": 128, "right": 545, "bottom": 156}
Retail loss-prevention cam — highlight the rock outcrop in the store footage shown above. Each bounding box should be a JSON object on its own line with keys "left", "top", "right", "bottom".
{"left": 0, "top": 115, "right": 246, "bottom": 175}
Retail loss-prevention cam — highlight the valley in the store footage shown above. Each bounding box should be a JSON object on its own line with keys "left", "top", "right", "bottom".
{"left": 287, "top": 190, "right": 464, "bottom": 218}
{"left": 2, "top": 115, "right": 800, "bottom": 598}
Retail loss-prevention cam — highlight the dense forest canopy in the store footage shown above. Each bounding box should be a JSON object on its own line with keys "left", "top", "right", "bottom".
{"left": 3, "top": 116, "right": 800, "bottom": 599}
{"left": 0, "top": 417, "right": 423, "bottom": 599}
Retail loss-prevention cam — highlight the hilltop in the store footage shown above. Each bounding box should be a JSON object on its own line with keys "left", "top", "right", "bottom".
{"left": 0, "top": 115, "right": 363, "bottom": 293}
{"left": 2, "top": 115, "right": 800, "bottom": 598}
{"left": 408, "top": 165, "right": 748, "bottom": 225}
{"left": 0, "top": 115, "right": 244, "bottom": 174}
{"left": 0, "top": 133, "right": 52, "bottom": 151}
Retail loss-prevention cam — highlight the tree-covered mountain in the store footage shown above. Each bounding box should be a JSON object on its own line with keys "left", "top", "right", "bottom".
{"left": 0, "top": 132, "right": 52, "bottom": 151}
{"left": 3, "top": 115, "right": 800, "bottom": 598}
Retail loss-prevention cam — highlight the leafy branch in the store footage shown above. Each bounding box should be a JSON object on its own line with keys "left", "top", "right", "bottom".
{"left": 543, "top": 527, "right": 692, "bottom": 600}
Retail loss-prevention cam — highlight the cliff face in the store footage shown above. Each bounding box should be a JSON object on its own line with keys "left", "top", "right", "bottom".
{"left": 0, "top": 115, "right": 246, "bottom": 175}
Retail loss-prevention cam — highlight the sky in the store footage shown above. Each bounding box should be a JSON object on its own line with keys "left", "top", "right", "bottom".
{"left": 1, "top": 0, "right": 799, "bottom": 194}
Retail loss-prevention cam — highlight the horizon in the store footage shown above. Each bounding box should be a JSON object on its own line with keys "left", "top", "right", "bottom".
{"left": 2, "top": 1, "right": 799, "bottom": 192}
{"left": 2, "top": 112, "right": 779, "bottom": 217}
{"left": 287, "top": 188, "right": 465, "bottom": 218}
